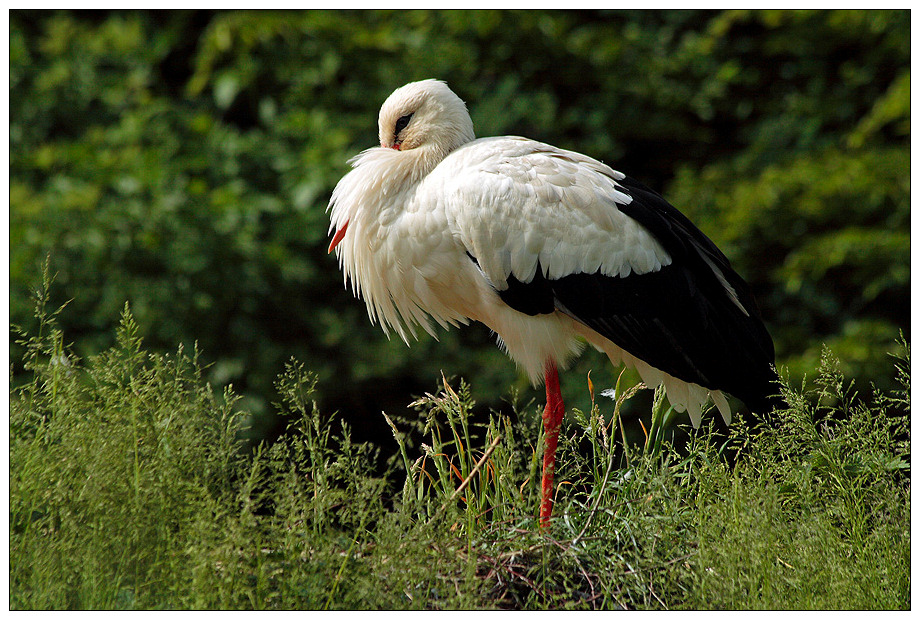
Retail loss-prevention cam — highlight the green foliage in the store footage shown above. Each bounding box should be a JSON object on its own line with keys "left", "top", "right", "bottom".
{"left": 10, "top": 273, "right": 248, "bottom": 608}
{"left": 7, "top": 12, "right": 912, "bottom": 606}
{"left": 9, "top": 292, "right": 909, "bottom": 609}
{"left": 679, "top": 346, "right": 910, "bottom": 608}
{"left": 9, "top": 10, "right": 910, "bottom": 431}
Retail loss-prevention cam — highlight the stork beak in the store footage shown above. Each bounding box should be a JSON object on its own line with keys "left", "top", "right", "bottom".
{"left": 328, "top": 220, "right": 349, "bottom": 253}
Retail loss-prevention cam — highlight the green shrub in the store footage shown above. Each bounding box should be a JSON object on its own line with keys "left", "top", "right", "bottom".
{"left": 9, "top": 278, "right": 909, "bottom": 608}
{"left": 10, "top": 10, "right": 910, "bottom": 431}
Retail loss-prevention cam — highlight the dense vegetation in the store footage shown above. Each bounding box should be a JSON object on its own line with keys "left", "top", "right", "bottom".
{"left": 10, "top": 10, "right": 909, "bottom": 433}
{"left": 8, "top": 10, "right": 910, "bottom": 609}
{"left": 9, "top": 294, "right": 910, "bottom": 609}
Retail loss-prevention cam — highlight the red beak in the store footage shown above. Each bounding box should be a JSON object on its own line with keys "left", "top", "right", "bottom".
{"left": 328, "top": 220, "right": 349, "bottom": 253}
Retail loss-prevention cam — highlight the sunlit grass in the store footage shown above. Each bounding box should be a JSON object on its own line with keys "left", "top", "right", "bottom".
{"left": 9, "top": 273, "right": 910, "bottom": 609}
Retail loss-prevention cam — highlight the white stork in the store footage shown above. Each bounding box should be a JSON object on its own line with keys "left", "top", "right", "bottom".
{"left": 327, "top": 79, "right": 778, "bottom": 526}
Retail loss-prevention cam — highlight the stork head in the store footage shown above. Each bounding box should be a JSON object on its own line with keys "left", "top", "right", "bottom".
{"left": 378, "top": 79, "right": 476, "bottom": 157}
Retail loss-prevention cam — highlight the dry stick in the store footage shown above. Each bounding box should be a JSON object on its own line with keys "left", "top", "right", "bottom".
{"left": 432, "top": 433, "right": 502, "bottom": 523}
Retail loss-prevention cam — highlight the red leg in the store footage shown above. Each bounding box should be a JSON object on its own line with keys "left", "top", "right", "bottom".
{"left": 540, "top": 361, "right": 565, "bottom": 527}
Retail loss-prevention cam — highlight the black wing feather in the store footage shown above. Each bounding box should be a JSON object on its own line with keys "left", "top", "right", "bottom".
{"left": 492, "top": 175, "right": 779, "bottom": 413}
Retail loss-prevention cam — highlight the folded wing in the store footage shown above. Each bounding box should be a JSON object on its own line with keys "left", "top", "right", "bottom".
{"left": 448, "top": 138, "right": 777, "bottom": 412}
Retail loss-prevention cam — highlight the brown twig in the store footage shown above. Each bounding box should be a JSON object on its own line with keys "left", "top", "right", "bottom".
{"left": 431, "top": 433, "right": 502, "bottom": 523}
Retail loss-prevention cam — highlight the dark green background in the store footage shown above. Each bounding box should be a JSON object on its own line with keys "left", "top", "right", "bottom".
{"left": 10, "top": 10, "right": 910, "bottom": 443}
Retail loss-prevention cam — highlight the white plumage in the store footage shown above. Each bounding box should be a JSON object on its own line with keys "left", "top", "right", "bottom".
{"left": 328, "top": 79, "right": 777, "bottom": 524}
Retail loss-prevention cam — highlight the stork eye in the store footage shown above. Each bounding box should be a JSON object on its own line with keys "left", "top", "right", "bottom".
{"left": 394, "top": 113, "right": 413, "bottom": 135}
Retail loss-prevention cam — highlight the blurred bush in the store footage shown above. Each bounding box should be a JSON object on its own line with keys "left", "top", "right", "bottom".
{"left": 10, "top": 10, "right": 909, "bottom": 439}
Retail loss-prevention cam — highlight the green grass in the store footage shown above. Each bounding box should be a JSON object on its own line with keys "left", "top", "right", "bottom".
{"left": 9, "top": 277, "right": 910, "bottom": 609}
